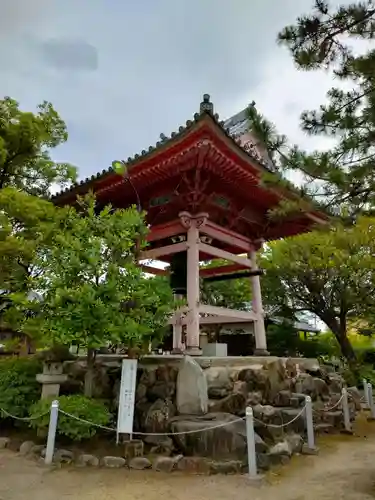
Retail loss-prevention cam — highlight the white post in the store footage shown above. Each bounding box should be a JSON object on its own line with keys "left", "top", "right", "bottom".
{"left": 368, "top": 383, "right": 375, "bottom": 420}
{"left": 341, "top": 388, "right": 352, "bottom": 433}
{"left": 45, "top": 400, "right": 59, "bottom": 465}
{"left": 249, "top": 249, "right": 267, "bottom": 355}
{"left": 186, "top": 219, "right": 201, "bottom": 355}
{"left": 305, "top": 396, "right": 315, "bottom": 450}
{"left": 363, "top": 378, "right": 369, "bottom": 406}
{"left": 245, "top": 407, "right": 258, "bottom": 479}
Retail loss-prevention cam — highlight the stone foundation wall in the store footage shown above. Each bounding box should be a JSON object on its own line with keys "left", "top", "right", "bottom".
{"left": 63, "top": 355, "right": 360, "bottom": 469}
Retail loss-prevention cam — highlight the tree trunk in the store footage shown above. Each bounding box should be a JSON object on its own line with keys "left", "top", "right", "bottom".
{"left": 324, "top": 314, "right": 357, "bottom": 366}
{"left": 84, "top": 348, "right": 96, "bottom": 397}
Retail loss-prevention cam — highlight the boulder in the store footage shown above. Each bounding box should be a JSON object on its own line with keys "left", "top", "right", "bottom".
{"left": 265, "top": 359, "right": 289, "bottom": 402}
{"left": 176, "top": 456, "right": 212, "bottom": 474}
{"left": 269, "top": 440, "right": 292, "bottom": 457}
{"left": 347, "top": 386, "right": 362, "bottom": 410}
{"left": 209, "top": 460, "right": 242, "bottom": 474}
{"left": 152, "top": 456, "right": 176, "bottom": 472}
{"left": 76, "top": 454, "right": 99, "bottom": 467}
{"left": 205, "top": 367, "right": 233, "bottom": 399}
{"left": 233, "top": 380, "right": 248, "bottom": 396}
{"left": 124, "top": 440, "right": 144, "bottom": 459}
{"left": 313, "top": 378, "right": 330, "bottom": 400}
{"left": 238, "top": 365, "right": 269, "bottom": 393}
{"left": 246, "top": 391, "right": 263, "bottom": 406}
{"left": 169, "top": 412, "right": 267, "bottom": 460}
{"left": 141, "top": 399, "right": 175, "bottom": 437}
{"left": 285, "top": 433, "right": 303, "bottom": 454}
{"left": 102, "top": 456, "right": 126, "bottom": 468}
{"left": 54, "top": 449, "right": 74, "bottom": 464}
{"left": 147, "top": 382, "right": 175, "bottom": 402}
{"left": 129, "top": 457, "right": 152, "bottom": 470}
{"left": 0, "top": 437, "right": 10, "bottom": 449}
{"left": 19, "top": 441, "right": 35, "bottom": 456}
{"left": 139, "top": 367, "right": 157, "bottom": 388}
{"left": 176, "top": 356, "right": 208, "bottom": 415}
{"left": 295, "top": 373, "right": 315, "bottom": 395}
{"left": 208, "top": 392, "right": 246, "bottom": 415}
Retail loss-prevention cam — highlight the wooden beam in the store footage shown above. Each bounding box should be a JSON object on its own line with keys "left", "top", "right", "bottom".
{"left": 198, "top": 242, "right": 253, "bottom": 268}
{"left": 200, "top": 221, "right": 253, "bottom": 252}
{"left": 199, "top": 304, "right": 257, "bottom": 321}
{"left": 200, "top": 263, "right": 247, "bottom": 277}
{"left": 147, "top": 220, "right": 186, "bottom": 242}
{"left": 140, "top": 264, "right": 168, "bottom": 276}
{"left": 140, "top": 241, "right": 188, "bottom": 260}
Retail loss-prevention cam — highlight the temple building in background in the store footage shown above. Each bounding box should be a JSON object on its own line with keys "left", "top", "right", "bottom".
{"left": 53, "top": 95, "right": 327, "bottom": 356}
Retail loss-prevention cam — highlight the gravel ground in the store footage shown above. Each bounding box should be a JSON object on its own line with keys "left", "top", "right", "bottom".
{"left": 1, "top": 420, "right": 375, "bottom": 500}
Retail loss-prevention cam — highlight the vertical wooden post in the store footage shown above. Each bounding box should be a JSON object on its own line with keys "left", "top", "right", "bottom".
{"left": 186, "top": 220, "right": 201, "bottom": 354}
{"left": 172, "top": 294, "right": 184, "bottom": 353}
{"left": 249, "top": 249, "right": 268, "bottom": 355}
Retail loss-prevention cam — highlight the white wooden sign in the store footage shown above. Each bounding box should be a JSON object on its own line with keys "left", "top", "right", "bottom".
{"left": 117, "top": 359, "right": 138, "bottom": 436}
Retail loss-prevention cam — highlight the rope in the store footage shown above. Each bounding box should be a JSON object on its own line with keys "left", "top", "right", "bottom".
{"left": 313, "top": 394, "right": 344, "bottom": 415}
{"left": 0, "top": 407, "right": 50, "bottom": 422}
{"left": 253, "top": 405, "right": 306, "bottom": 429}
{"left": 58, "top": 409, "right": 246, "bottom": 436}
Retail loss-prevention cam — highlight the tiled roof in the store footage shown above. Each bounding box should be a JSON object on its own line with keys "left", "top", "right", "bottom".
{"left": 52, "top": 94, "right": 276, "bottom": 201}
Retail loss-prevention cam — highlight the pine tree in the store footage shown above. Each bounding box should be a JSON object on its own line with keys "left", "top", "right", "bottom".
{"left": 250, "top": 1, "right": 375, "bottom": 218}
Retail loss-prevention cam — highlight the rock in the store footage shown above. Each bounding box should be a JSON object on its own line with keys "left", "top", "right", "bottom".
{"left": 136, "top": 383, "right": 147, "bottom": 402}
{"left": 269, "top": 440, "right": 292, "bottom": 457}
{"left": 0, "top": 437, "right": 10, "bottom": 449}
{"left": 156, "top": 365, "right": 178, "bottom": 383}
{"left": 176, "top": 456, "right": 211, "bottom": 474}
{"left": 140, "top": 398, "right": 175, "bottom": 443}
{"left": 129, "top": 457, "right": 152, "bottom": 470}
{"left": 176, "top": 356, "right": 208, "bottom": 415}
{"left": 280, "top": 408, "right": 305, "bottom": 433}
{"left": 209, "top": 460, "right": 242, "bottom": 474}
{"left": 238, "top": 365, "right": 269, "bottom": 393}
{"left": 102, "top": 456, "right": 126, "bottom": 468}
{"left": 139, "top": 367, "right": 157, "bottom": 388}
{"left": 169, "top": 412, "right": 267, "bottom": 460}
{"left": 208, "top": 392, "right": 246, "bottom": 415}
{"left": 285, "top": 433, "right": 303, "bottom": 454}
{"left": 76, "top": 454, "right": 99, "bottom": 467}
{"left": 124, "top": 440, "right": 144, "bottom": 459}
{"left": 205, "top": 367, "right": 233, "bottom": 399}
{"left": 322, "top": 410, "right": 342, "bottom": 427}
{"left": 285, "top": 358, "right": 299, "bottom": 378}
{"left": 152, "top": 456, "right": 176, "bottom": 472}
{"left": 348, "top": 386, "right": 362, "bottom": 410}
{"left": 313, "top": 378, "right": 330, "bottom": 400}
{"left": 256, "top": 453, "right": 271, "bottom": 471}
{"left": 233, "top": 380, "right": 248, "bottom": 396}
{"left": 19, "top": 441, "right": 35, "bottom": 456}
{"left": 54, "top": 449, "right": 74, "bottom": 464}
{"left": 147, "top": 382, "right": 175, "bottom": 402}
{"left": 246, "top": 391, "right": 263, "bottom": 406}
{"left": 30, "top": 445, "right": 45, "bottom": 456}
{"left": 295, "top": 373, "right": 315, "bottom": 396}
{"left": 327, "top": 374, "right": 344, "bottom": 394}
{"left": 265, "top": 359, "right": 289, "bottom": 402}
{"left": 274, "top": 390, "right": 292, "bottom": 407}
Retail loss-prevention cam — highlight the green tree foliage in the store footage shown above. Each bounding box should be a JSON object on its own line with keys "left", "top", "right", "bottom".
{"left": 0, "top": 97, "right": 76, "bottom": 196}
{"left": 248, "top": 1, "right": 375, "bottom": 217}
{"left": 0, "top": 188, "right": 58, "bottom": 347}
{"left": 0, "top": 357, "right": 42, "bottom": 419}
{"left": 29, "top": 395, "right": 111, "bottom": 440}
{"left": 261, "top": 216, "right": 375, "bottom": 364}
{"left": 22, "top": 196, "right": 174, "bottom": 396}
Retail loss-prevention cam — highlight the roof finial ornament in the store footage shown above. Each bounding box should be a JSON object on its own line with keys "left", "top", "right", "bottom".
{"left": 200, "top": 94, "right": 214, "bottom": 114}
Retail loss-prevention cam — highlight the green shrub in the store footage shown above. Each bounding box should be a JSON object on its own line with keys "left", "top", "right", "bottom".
{"left": 0, "top": 357, "right": 42, "bottom": 419}
{"left": 29, "top": 395, "right": 112, "bottom": 441}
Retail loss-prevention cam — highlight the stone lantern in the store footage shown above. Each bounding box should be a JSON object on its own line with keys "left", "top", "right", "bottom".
{"left": 36, "top": 347, "right": 72, "bottom": 399}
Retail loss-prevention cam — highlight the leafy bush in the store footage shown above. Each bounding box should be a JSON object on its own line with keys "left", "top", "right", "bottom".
{"left": 0, "top": 357, "right": 42, "bottom": 418}
{"left": 29, "top": 395, "right": 112, "bottom": 440}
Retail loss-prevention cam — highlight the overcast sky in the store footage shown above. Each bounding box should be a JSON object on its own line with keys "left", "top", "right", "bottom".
{"left": 1, "top": 0, "right": 350, "bottom": 180}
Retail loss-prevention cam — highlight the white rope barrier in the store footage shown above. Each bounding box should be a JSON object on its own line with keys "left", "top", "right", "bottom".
{"left": 0, "top": 406, "right": 50, "bottom": 422}
{"left": 58, "top": 409, "right": 245, "bottom": 436}
{"left": 253, "top": 404, "right": 306, "bottom": 429}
